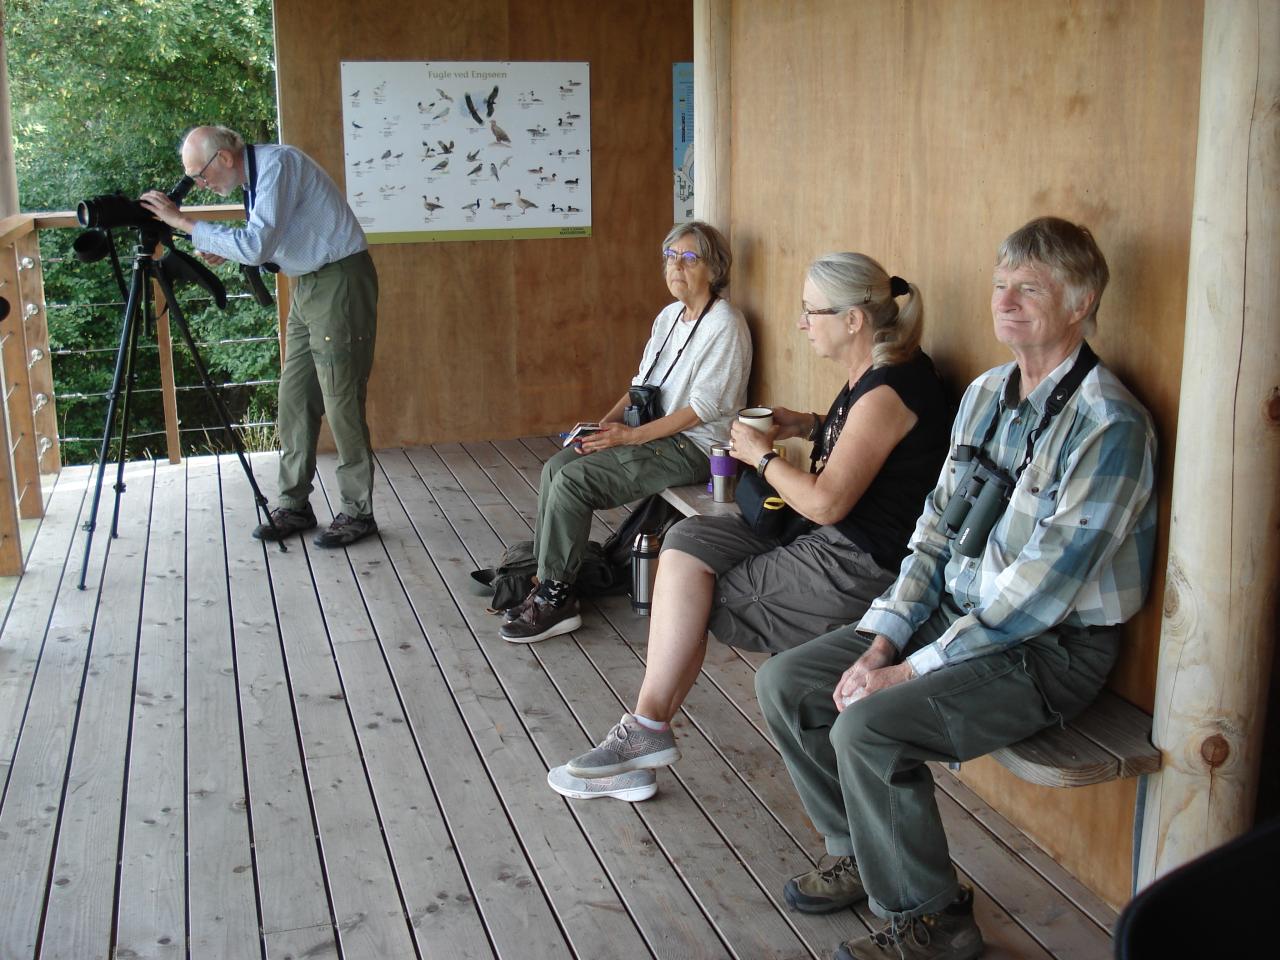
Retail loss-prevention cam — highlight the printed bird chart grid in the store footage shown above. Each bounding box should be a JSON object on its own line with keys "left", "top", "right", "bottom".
{"left": 340, "top": 61, "right": 591, "bottom": 243}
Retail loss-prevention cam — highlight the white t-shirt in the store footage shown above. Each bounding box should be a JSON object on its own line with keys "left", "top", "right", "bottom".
{"left": 631, "top": 298, "right": 753, "bottom": 452}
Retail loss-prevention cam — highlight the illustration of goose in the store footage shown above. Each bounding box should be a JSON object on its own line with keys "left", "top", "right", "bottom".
{"left": 491, "top": 198, "right": 512, "bottom": 210}
{"left": 422, "top": 196, "right": 443, "bottom": 216}
{"left": 515, "top": 189, "right": 538, "bottom": 214}
{"left": 462, "top": 198, "right": 481, "bottom": 214}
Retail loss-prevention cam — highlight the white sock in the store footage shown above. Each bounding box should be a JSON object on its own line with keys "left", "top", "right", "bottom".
{"left": 631, "top": 713, "right": 670, "bottom": 731}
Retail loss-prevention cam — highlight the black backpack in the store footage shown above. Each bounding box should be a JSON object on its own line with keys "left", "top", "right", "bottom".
{"left": 469, "top": 495, "right": 683, "bottom": 612}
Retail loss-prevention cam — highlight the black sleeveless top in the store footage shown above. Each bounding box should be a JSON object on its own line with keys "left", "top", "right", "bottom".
{"left": 814, "top": 349, "right": 951, "bottom": 570}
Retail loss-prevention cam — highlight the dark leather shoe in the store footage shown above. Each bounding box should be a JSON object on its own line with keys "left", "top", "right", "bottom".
{"left": 313, "top": 513, "right": 378, "bottom": 548}
{"left": 252, "top": 504, "right": 317, "bottom": 541}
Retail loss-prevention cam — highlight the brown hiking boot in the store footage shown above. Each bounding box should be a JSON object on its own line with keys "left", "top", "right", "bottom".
{"left": 313, "top": 513, "right": 378, "bottom": 548}
{"left": 784, "top": 855, "right": 867, "bottom": 914}
{"left": 252, "top": 504, "right": 317, "bottom": 541}
{"left": 834, "top": 886, "right": 984, "bottom": 960}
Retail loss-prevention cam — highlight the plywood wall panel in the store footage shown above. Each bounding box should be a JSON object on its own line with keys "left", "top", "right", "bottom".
{"left": 273, "top": 0, "right": 692, "bottom": 446}
{"left": 727, "top": 0, "right": 1203, "bottom": 907}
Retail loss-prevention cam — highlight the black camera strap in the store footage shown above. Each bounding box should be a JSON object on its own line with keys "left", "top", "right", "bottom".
{"left": 974, "top": 341, "right": 1099, "bottom": 481}
{"left": 243, "top": 145, "right": 281, "bottom": 274}
{"left": 638, "top": 295, "right": 717, "bottom": 388}
{"left": 243, "top": 144, "right": 261, "bottom": 216}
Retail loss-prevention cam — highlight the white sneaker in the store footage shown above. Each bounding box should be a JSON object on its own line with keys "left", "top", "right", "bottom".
{"left": 546, "top": 764, "right": 658, "bottom": 802}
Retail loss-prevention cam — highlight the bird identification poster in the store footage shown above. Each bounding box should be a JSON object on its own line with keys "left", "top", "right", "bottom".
{"left": 339, "top": 61, "right": 591, "bottom": 243}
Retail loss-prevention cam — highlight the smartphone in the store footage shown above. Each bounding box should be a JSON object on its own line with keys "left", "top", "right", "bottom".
{"left": 562, "top": 422, "right": 602, "bottom": 446}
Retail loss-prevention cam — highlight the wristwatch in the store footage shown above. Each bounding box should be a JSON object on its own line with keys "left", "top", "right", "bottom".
{"left": 757, "top": 450, "right": 780, "bottom": 476}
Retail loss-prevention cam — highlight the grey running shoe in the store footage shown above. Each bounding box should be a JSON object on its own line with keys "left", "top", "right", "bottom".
{"left": 546, "top": 764, "right": 657, "bottom": 803}
{"left": 313, "top": 513, "right": 378, "bottom": 548}
{"left": 834, "top": 886, "right": 983, "bottom": 960}
{"left": 784, "top": 855, "right": 867, "bottom": 913}
{"left": 500, "top": 596, "right": 582, "bottom": 643}
{"left": 252, "top": 504, "right": 317, "bottom": 541}
{"left": 565, "top": 713, "right": 679, "bottom": 778}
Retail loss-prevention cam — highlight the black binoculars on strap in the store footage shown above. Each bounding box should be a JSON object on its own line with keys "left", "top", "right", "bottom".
{"left": 939, "top": 445, "right": 1014, "bottom": 558}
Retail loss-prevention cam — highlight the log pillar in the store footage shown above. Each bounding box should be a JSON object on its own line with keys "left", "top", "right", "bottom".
{"left": 693, "top": 0, "right": 731, "bottom": 235}
{"left": 1137, "top": 0, "right": 1280, "bottom": 888}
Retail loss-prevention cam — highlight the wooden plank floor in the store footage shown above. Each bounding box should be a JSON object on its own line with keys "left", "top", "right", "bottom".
{"left": 0, "top": 442, "right": 1118, "bottom": 960}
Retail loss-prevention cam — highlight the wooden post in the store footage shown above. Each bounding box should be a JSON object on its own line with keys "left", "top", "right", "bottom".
{"left": 151, "top": 264, "right": 182, "bottom": 464}
{"left": 1137, "top": 0, "right": 1280, "bottom": 889}
{"left": 693, "top": 0, "right": 732, "bottom": 235}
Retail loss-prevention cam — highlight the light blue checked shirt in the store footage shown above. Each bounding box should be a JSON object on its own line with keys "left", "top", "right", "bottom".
{"left": 858, "top": 343, "right": 1158, "bottom": 676}
{"left": 191, "top": 145, "right": 366, "bottom": 277}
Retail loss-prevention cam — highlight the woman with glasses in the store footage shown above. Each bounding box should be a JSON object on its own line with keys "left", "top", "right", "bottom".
{"left": 501, "top": 221, "right": 752, "bottom": 643}
{"left": 548, "top": 252, "right": 950, "bottom": 802}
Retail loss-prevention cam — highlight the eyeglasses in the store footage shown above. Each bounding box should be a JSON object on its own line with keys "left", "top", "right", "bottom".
{"left": 662, "top": 248, "right": 703, "bottom": 267}
{"left": 190, "top": 150, "right": 221, "bottom": 185}
{"left": 799, "top": 305, "right": 842, "bottom": 324}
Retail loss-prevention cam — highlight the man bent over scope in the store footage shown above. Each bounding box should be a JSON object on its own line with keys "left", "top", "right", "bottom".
{"left": 141, "top": 125, "right": 380, "bottom": 549}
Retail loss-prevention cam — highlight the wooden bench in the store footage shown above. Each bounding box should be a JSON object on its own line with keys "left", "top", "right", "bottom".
{"left": 658, "top": 482, "right": 1161, "bottom": 789}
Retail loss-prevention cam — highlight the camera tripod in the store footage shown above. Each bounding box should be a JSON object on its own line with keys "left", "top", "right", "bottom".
{"left": 77, "top": 228, "right": 282, "bottom": 589}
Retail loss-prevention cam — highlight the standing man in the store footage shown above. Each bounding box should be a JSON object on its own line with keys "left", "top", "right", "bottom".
{"left": 756, "top": 217, "right": 1157, "bottom": 960}
{"left": 141, "top": 125, "right": 379, "bottom": 548}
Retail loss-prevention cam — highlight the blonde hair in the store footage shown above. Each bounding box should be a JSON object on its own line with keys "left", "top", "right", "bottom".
{"left": 808, "top": 252, "right": 922, "bottom": 368}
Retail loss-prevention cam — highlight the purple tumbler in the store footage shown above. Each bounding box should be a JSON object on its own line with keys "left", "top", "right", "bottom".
{"left": 709, "top": 443, "right": 739, "bottom": 502}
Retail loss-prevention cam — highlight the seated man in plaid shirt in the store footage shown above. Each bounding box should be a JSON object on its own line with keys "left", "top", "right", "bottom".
{"left": 756, "top": 217, "right": 1158, "bottom": 960}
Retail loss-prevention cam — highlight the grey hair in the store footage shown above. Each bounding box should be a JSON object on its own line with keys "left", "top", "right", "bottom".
{"left": 662, "top": 220, "right": 732, "bottom": 294}
{"left": 996, "top": 217, "right": 1110, "bottom": 336}
{"left": 183, "top": 125, "right": 246, "bottom": 158}
{"left": 807, "top": 252, "right": 923, "bottom": 368}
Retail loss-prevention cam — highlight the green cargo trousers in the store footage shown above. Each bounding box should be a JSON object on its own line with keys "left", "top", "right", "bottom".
{"left": 276, "top": 250, "right": 378, "bottom": 519}
{"left": 755, "top": 597, "right": 1118, "bottom": 923}
{"left": 533, "top": 434, "right": 709, "bottom": 584}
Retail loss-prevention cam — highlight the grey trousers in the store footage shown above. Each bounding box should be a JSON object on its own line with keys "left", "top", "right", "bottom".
{"left": 755, "top": 597, "right": 1118, "bottom": 922}
{"left": 534, "top": 435, "right": 708, "bottom": 584}
{"left": 663, "top": 515, "right": 897, "bottom": 653}
{"left": 276, "top": 251, "right": 378, "bottom": 518}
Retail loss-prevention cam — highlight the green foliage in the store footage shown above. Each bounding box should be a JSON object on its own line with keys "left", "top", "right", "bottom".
{"left": 6, "top": 0, "right": 279, "bottom": 463}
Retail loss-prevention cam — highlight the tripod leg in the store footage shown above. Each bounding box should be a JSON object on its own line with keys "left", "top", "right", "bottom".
{"left": 109, "top": 273, "right": 149, "bottom": 538}
{"left": 153, "top": 264, "right": 286, "bottom": 548}
{"left": 79, "top": 255, "right": 147, "bottom": 589}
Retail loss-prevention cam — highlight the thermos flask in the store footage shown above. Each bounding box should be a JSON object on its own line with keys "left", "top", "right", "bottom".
{"left": 631, "top": 532, "right": 662, "bottom": 615}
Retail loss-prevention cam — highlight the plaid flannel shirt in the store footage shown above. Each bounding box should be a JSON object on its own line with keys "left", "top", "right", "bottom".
{"left": 858, "top": 342, "right": 1158, "bottom": 676}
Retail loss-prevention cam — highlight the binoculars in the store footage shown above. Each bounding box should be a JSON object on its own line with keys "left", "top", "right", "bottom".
{"left": 939, "top": 445, "right": 1014, "bottom": 558}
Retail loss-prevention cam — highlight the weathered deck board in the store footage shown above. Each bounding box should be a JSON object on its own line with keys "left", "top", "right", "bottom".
{"left": 0, "top": 448, "right": 1117, "bottom": 960}
{"left": 0, "top": 470, "right": 121, "bottom": 959}
{"left": 41, "top": 463, "right": 155, "bottom": 960}
{"left": 182, "top": 458, "right": 261, "bottom": 960}
{"left": 114, "top": 460, "right": 189, "bottom": 960}
{"left": 219, "top": 460, "right": 339, "bottom": 960}
{"left": 0, "top": 469, "right": 85, "bottom": 779}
